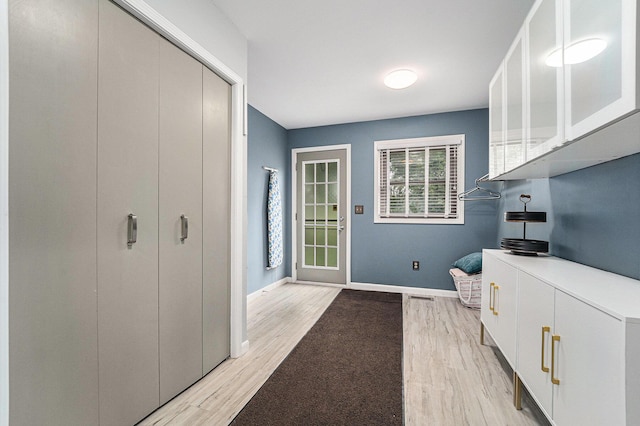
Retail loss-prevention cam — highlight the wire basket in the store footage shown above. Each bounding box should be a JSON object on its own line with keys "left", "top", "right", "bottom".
{"left": 449, "top": 268, "right": 482, "bottom": 309}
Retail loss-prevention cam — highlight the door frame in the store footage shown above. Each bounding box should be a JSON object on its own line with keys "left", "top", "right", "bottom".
{"left": 291, "top": 145, "right": 351, "bottom": 285}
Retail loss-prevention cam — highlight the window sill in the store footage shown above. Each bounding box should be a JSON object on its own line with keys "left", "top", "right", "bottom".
{"left": 374, "top": 216, "right": 464, "bottom": 225}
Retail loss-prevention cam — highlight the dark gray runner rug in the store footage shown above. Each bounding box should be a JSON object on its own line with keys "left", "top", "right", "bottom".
{"left": 231, "top": 289, "right": 403, "bottom": 425}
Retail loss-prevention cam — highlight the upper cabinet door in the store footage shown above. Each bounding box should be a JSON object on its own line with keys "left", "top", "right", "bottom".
{"left": 489, "top": 66, "right": 505, "bottom": 178}
{"left": 526, "top": 0, "right": 564, "bottom": 159}
{"left": 564, "top": 0, "right": 636, "bottom": 141}
{"left": 504, "top": 31, "right": 526, "bottom": 172}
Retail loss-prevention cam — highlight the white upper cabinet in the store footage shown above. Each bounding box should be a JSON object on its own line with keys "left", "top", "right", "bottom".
{"left": 564, "top": 0, "right": 635, "bottom": 140}
{"left": 489, "top": 0, "right": 640, "bottom": 179}
{"left": 526, "top": 0, "right": 564, "bottom": 159}
{"left": 504, "top": 30, "right": 527, "bottom": 171}
{"left": 489, "top": 66, "right": 505, "bottom": 178}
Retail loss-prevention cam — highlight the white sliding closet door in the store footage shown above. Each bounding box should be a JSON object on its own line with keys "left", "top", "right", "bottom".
{"left": 159, "top": 38, "right": 205, "bottom": 404}
{"left": 203, "top": 67, "right": 232, "bottom": 372}
{"left": 8, "top": 0, "right": 99, "bottom": 424}
{"left": 97, "top": 1, "right": 160, "bottom": 425}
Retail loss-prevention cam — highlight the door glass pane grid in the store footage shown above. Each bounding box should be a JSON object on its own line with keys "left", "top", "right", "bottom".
{"left": 302, "top": 159, "right": 340, "bottom": 270}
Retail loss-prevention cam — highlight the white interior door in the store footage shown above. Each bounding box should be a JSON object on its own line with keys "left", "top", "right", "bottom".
{"left": 295, "top": 148, "right": 349, "bottom": 285}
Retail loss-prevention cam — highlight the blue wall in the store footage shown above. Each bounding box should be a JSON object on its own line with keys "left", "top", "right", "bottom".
{"left": 496, "top": 153, "right": 640, "bottom": 280}
{"left": 248, "top": 105, "right": 640, "bottom": 293}
{"left": 289, "top": 109, "right": 497, "bottom": 290}
{"left": 247, "top": 106, "right": 291, "bottom": 295}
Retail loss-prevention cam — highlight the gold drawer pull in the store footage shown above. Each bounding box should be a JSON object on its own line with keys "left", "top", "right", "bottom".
{"left": 551, "top": 334, "right": 560, "bottom": 385}
{"left": 489, "top": 282, "right": 495, "bottom": 312}
{"left": 541, "top": 326, "right": 550, "bottom": 372}
{"left": 492, "top": 285, "right": 500, "bottom": 315}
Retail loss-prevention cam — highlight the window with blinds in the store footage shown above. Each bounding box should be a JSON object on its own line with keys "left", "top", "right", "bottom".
{"left": 374, "top": 135, "right": 465, "bottom": 224}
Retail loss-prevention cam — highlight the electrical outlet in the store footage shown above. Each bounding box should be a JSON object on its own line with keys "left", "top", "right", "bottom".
{"left": 412, "top": 261, "right": 420, "bottom": 270}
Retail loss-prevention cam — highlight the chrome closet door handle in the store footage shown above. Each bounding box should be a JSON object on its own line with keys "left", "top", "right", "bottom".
{"left": 127, "top": 214, "right": 137, "bottom": 248}
{"left": 180, "top": 214, "right": 188, "bottom": 242}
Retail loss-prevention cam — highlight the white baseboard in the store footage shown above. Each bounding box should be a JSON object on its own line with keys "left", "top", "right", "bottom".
{"left": 348, "top": 282, "right": 458, "bottom": 298}
{"left": 247, "top": 276, "right": 291, "bottom": 303}
{"left": 293, "top": 280, "right": 346, "bottom": 288}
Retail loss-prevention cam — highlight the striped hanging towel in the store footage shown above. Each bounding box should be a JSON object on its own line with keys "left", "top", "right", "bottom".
{"left": 267, "top": 170, "right": 283, "bottom": 269}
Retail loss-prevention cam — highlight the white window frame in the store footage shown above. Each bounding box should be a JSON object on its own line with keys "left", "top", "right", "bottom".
{"left": 374, "top": 134, "right": 465, "bottom": 224}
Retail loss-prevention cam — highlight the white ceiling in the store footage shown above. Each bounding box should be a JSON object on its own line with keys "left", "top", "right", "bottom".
{"left": 210, "top": 0, "right": 535, "bottom": 130}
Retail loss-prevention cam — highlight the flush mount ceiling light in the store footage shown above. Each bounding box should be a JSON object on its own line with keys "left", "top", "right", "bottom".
{"left": 384, "top": 69, "right": 417, "bottom": 89}
{"left": 545, "top": 38, "right": 607, "bottom": 67}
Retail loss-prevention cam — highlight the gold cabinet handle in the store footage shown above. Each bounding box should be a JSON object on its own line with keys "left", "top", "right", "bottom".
{"left": 541, "top": 326, "right": 551, "bottom": 372}
{"left": 489, "top": 282, "right": 495, "bottom": 312}
{"left": 551, "top": 334, "right": 560, "bottom": 385}
{"left": 492, "top": 285, "right": 500, "bottom": 315}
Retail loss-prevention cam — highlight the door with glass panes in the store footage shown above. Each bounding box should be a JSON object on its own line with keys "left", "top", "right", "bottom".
{"left": 296, "top": 149, "right": 347, "bottom": 284}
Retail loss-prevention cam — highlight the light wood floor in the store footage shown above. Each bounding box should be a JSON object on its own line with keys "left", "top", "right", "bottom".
{"left": 404, "top": 294, "right": 548, "bottom": 425}
{"left": 140, "top": 283, "right": 548, "bottom": 425}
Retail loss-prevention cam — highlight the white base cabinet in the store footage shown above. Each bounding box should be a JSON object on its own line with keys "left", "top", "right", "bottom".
{"left": 515, "top": 272, "right": 555, "bottom": 418}
{"left": 482, "top": 249, "right": 640, "bottom": 425}
{"left": 481, "top": 253, "right": 518, "bottom": 367}
{"left": 552, "top": 291, "right": 625, "bottom": 425}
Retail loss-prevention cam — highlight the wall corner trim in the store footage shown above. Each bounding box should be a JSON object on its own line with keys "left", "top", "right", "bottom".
{"left": 231, "top": 340, "right": 250, "bottom": 359}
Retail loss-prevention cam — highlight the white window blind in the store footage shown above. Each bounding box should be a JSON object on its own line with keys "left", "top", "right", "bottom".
{"left": 375, "top": 135, "right": 464, "bottom": 224}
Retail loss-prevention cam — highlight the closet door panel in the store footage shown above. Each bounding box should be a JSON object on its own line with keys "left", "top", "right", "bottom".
{"left": 202, "top": 68, "right": 232, "bottom": 372}
{"left": 159, "top": 40, "right": 204, "bottom": 404}
{"left": 8, "top": 1, "right": 99, "bottom": 424}
{"left": 97, "top": 1, "right": 160, "bottom": 424}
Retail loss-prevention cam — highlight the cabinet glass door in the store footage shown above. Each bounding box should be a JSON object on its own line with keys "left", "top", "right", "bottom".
{"left": 526, "top": 0, "right": 564, "bottom": 159}
{"left": 564, "top": 0, "right": 634, "bottom": 140}
{"left": 504, "top": 32, "right": 526, "bottom": 172}
{"left": 489, "top": 68, "right": 505, "bottom": 178}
